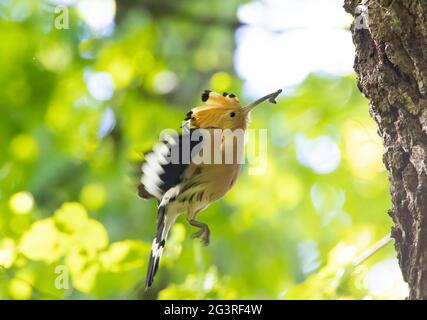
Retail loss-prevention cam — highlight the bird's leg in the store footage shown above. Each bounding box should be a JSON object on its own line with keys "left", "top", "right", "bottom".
{"left": 187, "top": 217, "right": 210, "bottom": 246}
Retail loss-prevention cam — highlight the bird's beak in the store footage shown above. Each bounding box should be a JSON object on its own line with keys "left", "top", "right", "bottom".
{"left": 243, "top": 89, "right": 283, "bottom": 113}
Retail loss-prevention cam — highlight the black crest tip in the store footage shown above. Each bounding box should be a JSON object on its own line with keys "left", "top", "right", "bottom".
{"left": 184, "top": 111, "right": 193, "bottom": 121}
{"left": 201, "top": 90, "right": 211, "bottom": 102}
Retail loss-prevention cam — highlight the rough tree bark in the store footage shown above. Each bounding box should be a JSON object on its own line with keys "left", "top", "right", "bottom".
{"left": 344, "top": 0, "right": 427, "bottom": 299}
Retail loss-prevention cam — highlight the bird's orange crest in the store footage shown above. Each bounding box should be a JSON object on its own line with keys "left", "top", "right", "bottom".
{"left": 184, "top": 90, "right": 248, "bottom": 130}
{"left": 200, "top": 90, "right": 241, "bottom": 107}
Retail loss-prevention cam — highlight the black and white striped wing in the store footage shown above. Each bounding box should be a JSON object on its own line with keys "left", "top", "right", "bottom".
{"left": 138, "top": 129, "right": 203, "bottom": 200}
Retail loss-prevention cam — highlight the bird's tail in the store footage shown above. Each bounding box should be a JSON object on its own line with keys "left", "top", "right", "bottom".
{"left": 145, "top": 205, "right": 176, "bottom": 290}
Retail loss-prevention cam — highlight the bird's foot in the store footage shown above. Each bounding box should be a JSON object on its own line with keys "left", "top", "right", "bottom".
{"left": 201, "top": 228, "right": 210, "bottom": 246}
{"left": 191, "top": 225, "right": 210, "bottom": 246}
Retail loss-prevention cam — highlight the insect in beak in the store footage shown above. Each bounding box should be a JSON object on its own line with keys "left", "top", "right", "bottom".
{"left": 243, "top": 89, "right": 283, "bottom": 113}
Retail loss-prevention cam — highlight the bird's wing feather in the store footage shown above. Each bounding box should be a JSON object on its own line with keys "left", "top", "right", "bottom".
{"left": 138, "top": 128, "right": 203, "bottom": 200}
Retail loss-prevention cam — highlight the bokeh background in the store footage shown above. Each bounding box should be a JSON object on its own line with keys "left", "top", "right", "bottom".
{"left": 0, "top": 0, "right": 408, "bottom": 299}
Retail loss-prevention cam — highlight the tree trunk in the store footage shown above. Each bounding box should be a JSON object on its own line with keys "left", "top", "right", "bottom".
{"left": 344, "top": 0, "right": 427, "bottom": 299}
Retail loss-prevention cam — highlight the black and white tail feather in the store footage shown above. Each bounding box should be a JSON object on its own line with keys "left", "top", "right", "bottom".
{"left": 145, "top": 205, "right": 165, "bottom": 289}
{"left": 145, "top": 206, "right": 170, "bottom": 289}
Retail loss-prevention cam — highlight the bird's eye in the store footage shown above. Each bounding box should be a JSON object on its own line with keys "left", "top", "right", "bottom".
{"left": 230, "top": 112, "right": 236, "bottom": 117}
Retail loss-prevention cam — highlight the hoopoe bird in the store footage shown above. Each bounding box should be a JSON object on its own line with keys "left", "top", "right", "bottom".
{"left": 138, "top": 89, "right": 282, "bottom": 289}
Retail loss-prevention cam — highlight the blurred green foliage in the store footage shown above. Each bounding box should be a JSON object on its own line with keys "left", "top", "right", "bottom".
{"left": 0, "top": 0, "right": 405, "bottom": 299}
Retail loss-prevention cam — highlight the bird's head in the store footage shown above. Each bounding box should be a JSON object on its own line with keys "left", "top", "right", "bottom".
{"left": 184, "top": 89, "right": 282, "bottom": 130}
